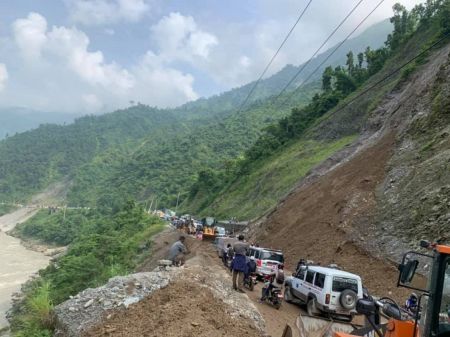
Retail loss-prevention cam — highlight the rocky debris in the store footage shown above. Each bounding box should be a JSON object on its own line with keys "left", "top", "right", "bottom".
{"left": 53, "top": 267, "right": 181, "bottom": 337}
{"left": 186, "top": 264, "right": 265, "bottom": 332}
{"left": 54, "top": 251, "right": 266, "bottom": 337}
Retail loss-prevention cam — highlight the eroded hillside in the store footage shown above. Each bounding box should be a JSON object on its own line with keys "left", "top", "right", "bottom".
{"left": 247, "top": 36, "right": 450, "bottom": 292}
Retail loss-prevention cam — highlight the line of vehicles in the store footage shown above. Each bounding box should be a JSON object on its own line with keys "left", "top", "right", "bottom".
{"left": 172, "top": 214, "right": 449, "bottom": 337}
{"left": 215, "top": 236, "right": 450, "bottom": 337}
{"left": 171, "top": 215, "right": 226, "bottom": 240}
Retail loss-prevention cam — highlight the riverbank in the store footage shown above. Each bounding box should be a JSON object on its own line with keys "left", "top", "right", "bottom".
{"left": 0, "top": 225, "right": 50, "bottom": 332}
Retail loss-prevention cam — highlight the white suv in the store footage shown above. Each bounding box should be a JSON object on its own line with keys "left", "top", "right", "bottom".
{"left": 284, "top": 265, "right": 363, "bottom": 320}
{"left": 246, "top": 247, "right": 284, "bottom": 279}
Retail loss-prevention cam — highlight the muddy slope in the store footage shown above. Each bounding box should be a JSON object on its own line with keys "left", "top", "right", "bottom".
{"left": 250, "top": 43, "right": 450, "bottom": 298}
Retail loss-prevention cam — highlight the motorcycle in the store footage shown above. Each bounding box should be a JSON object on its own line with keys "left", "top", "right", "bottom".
{"left": 244, "top": 272, "right": 257, "bottom": 291}
{"left": 261, "top": 275, "right": 283, "bottom": 309}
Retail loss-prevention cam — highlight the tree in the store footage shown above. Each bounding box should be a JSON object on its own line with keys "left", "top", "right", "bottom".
{"left": 322, "top": 66, "right": 333, "bottom": 92}
{"left": 346, "top": 51, "right": 355, "bottom": 75}
{"left": 439, "top": 0, "right": 450, "bottom": 35}
{"left": 357, "top": 52, "right": 364, "bottom": 68}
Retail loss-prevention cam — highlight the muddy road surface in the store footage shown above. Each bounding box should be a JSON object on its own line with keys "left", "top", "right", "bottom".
{"left": 91, "top": 233, "right": 307, "bottom": 337}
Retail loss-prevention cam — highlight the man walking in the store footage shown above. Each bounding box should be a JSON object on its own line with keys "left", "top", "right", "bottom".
{"left": 231, "top": 234, "right": 249, "bottom": 292}
{"left": 168, "top": 236, "right": 188, "bottom": 266}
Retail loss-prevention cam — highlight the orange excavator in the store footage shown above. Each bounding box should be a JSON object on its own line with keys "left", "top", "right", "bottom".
{"left": 286, "top": 241, "right": 450, "bottom": 337}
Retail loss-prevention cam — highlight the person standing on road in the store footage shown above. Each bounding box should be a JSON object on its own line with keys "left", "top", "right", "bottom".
{"left": 222, "top": 244, "right": 229, "bottom": 266}
{"left": 231, "top": 234, "right": 249, "bottom": 292}
{"left": 168, "top": 236, "right": 188, "bottom": 266}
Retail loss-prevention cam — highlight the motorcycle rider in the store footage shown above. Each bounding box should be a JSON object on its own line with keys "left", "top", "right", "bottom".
{"left": 296, "top": 258, "right": 307, "bottom": 273}
{"left": 260, "top": 274, "right": 277, "bottom": 302}
{"left": 244, "top": 256, "right": 257, "bottom": 282}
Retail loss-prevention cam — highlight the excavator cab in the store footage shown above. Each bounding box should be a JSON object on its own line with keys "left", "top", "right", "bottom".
{"left": 332, "top": 241, "right": 450, "bottom": 337}
{"left": 409, "top": 242, "right": 450, "bottom": 337}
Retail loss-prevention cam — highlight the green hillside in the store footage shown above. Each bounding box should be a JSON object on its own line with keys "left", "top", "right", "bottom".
{"left": 0, "top": 19, "right": 396, "bottom": 208}
{"left": 183, "top": 1, "right": 450, "bottom": 220}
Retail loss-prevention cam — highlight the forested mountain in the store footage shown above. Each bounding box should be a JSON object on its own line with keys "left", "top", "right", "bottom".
{"left": 183, "top": 1, "right": 450, "bottom": 219}
{"left": 0, "top": 19, "right": 393, "bottom": 207}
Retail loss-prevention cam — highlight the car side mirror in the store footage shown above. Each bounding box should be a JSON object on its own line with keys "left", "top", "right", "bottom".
{"left": 398, "top": 259, "right": 419, "bottom": 284}
{"left": 356, "top": 299, "right": 376, "bottom": 316}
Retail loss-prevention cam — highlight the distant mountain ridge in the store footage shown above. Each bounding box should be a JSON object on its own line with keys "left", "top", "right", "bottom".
{"left": 0, "top": 19, "right": 393, "bottom": 207}
{"left": 0, "top": 108, "right": 79, "bottom": 139}
{"left": 175, "top": 19, "right": 392, "bottom": 114}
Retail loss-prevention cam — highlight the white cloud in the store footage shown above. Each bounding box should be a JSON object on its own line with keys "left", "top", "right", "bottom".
{"left": 150, "top": 12, "right": 218, "bottom": 62}
{"left": 12, "top": 12, "right": 47, "bottom": 60}
{"left": 130, "top": 51, "right": 198, "bottom": 106}
{"left": 66, "top": 0, "right": 150, "bottom": 26}
{"left": 12, "top": 13, "right": 134, "bottom": 92}
{"left": 82, "top": 93, "right": 103, "bottom": 111}
{"left": 3, "top": 12, "right": 200, "bottom": 112}
{"left": 0, "top": 64, "right": 8, "bottom": 92}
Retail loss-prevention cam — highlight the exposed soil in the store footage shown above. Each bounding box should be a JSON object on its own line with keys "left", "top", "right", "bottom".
{"left": 84, "top": 236, "right": 268, "bottom": 337}
{"left": 82, "top": 233, "right": 314, "bottom": 337}
{"left": 253, "top": 133, "right": 413, "bottom": 300}
{"left": 85, "top": 280, "right": 264, "bottom": 337}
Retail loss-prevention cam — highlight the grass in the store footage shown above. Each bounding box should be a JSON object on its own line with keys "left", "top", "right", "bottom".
{"left": 202, "top": 135, "right": 357, "bottom": 220}
{"left": 13, "top": 281, "right": 54, "bottom": 337}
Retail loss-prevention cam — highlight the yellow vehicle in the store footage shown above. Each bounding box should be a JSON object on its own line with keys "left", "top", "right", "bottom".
{"left": 201, "top": 217, "right": 217, "bottom": 240}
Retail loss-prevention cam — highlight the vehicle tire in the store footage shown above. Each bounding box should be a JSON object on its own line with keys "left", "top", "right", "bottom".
{"left": 307, "top": 298, "right": 319, "bottom": 316}
{"left": 274, "top": 301, "right": 281, "bottom": 310}
{"left": 339, "top": 289, "right": 357, "bottom": 310}
{"left": 284, "top": 286, "right": 293, "bottom": 303}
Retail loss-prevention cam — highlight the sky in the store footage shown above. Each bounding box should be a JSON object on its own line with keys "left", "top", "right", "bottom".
{"left": 0, "top": 0, "right": 423, "bottom": 114}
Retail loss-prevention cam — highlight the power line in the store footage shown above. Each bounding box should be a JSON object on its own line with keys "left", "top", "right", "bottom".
{"left": 236, "top": 0, "right": 313, "bottom": 113}
{"left": 275, "top": 0, "right": 364, "bottom": 101}
{"left": 280, "top": 0, "right": 385, "bottom": 107}
{"left": 323, "top": 31, "right": 450, "bottom": 121}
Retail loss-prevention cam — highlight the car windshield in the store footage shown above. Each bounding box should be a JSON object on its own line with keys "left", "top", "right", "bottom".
{"left": 260, "top": 251, "right": 284, "bottom": 262}
{"left": 332, "top": 277, "right": 358, "bottom": 292}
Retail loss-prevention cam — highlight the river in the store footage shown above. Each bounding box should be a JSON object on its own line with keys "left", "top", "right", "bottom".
{"left": 0, "top": 208, "right": 50, "bottom": 332}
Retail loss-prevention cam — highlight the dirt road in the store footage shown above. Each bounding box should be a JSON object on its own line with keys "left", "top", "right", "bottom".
{"left": 126, "top": 229, "right": 302, "bottom": 337}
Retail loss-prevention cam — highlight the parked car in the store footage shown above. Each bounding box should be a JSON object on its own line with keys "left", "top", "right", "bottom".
{"left": 284, "top": 265, "right": 363, "bottom": 320}
{"left": 246, "top": 247, "right": 284, "bottom": 279}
